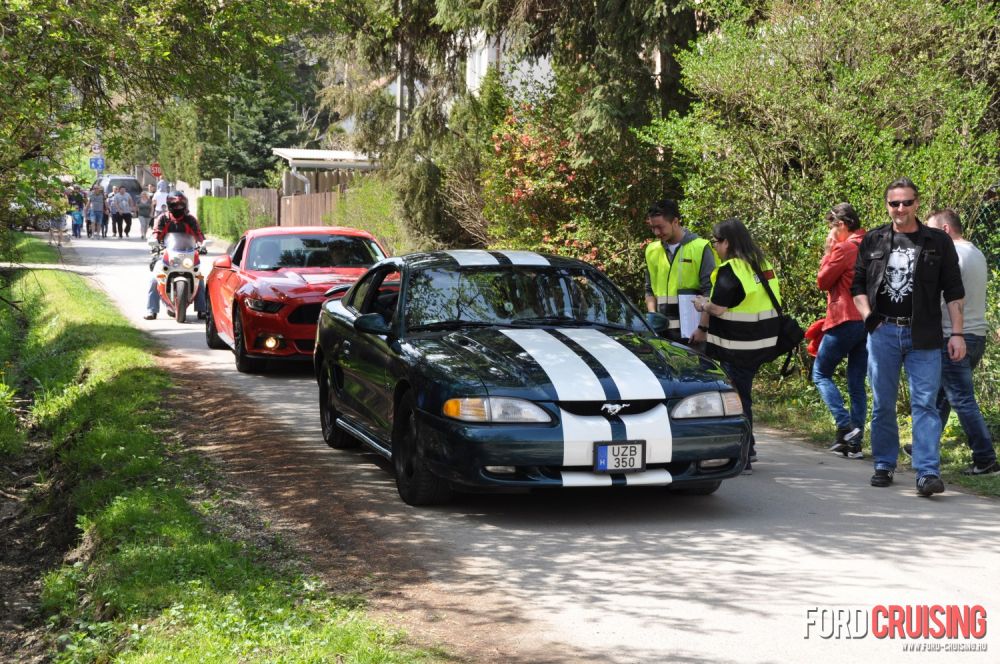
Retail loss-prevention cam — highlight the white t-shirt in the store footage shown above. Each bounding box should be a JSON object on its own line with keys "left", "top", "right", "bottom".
{"left": 942, "top": 239, "right": 988, "bottom": 336}
{"left": 153, "top": 191, "right": 169, "bottom": 214}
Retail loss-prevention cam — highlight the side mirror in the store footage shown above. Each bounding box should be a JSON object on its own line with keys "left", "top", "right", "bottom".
{"left": 645, "top": 312, "right": 671, "bottom": 335}
{"left": 324, "top": 284, "right": 352, "bottom": 299}
{"left": 354, "top": 312, "right": 391, "bottom": 336}
{"left": 213, "top": 255, "right": 233, "bottom": 270}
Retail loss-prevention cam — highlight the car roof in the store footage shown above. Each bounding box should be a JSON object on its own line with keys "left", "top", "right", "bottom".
{"left": 244, "top": 225, "right": 378, "bottom": 240}
{"left": 387, "top": 250, "right": 590, "bottom": 271}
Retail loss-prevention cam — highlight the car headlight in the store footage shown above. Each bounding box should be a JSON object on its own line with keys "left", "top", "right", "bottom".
{"left": 671, "top": 391, "right": 743, "bottom": 419}
{"left": 442, "top": 397, "right": 551, "bottom": 423}
{"left": 245, "top": 297, "right": 283, "bottom": 313}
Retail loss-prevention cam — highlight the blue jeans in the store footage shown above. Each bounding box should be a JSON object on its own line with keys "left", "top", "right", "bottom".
{"left": 147, "top": 276, "right": 205, "bottom": 314}
{"left": 938, "top": 334, "right": 995, "bottom": 465}
{"left": 812, "top": 320, "right": 867, "bottom": 432}
{"left": 868, "top": 323, "right": 942, "bottom": 478}
{"left": 721, "top": 361, "right": 761, "bottom": 458}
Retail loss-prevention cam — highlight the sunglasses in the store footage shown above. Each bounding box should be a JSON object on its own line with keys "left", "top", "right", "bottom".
{"left": 887, "top": 199, "right": 915, "bottom": 208}
{"left": 711, "top": 237, "right": 724, "bottom": 244}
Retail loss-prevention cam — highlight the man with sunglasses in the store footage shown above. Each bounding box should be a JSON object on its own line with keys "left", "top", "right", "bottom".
{"left": 852, "top": 177, "right": 965, "bottom": 496}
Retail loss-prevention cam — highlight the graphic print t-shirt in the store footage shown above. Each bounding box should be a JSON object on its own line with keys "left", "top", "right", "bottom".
{"left": 876, "top": 231, "right": 919, "bottom": 318}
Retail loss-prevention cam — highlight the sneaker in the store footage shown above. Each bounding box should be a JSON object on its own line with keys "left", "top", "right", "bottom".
{"left": 870, "top": 468, "right": 894, "bottom": 487}
{"left": 197, "top": 311, "right": 207, "bottom": 320}
{"left": 902, "top": 444, "right": 912, "bottom": 457}
{"left": 845, "top": 444, "right": 864, "bottom": 459}
{"left": 830, "top": 427, "right": 862, "bottom": 457}
{"left": 961, "top": 460, "right": 1000, "bottom": 476}
{"left": 916, "top": 475, "right": 945, "bottom": 496}
{"left": 143, "top": 312, "right": 156, "bottom": 320}
{"left": 749, "top": 454, "right": 758, "bottom": 463}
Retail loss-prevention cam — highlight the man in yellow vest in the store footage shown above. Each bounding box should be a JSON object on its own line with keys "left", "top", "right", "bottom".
{"left": 644, "top": 199, "right": 716, "bottom": 342}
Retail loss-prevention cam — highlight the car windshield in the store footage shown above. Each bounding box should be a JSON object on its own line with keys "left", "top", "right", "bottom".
{"left": 164, "top": 232, "right": 197, "bottom": 252}
{"left": 404, "top": 265, "right": 642, "bottom": 331}
{"left": 247, "top": 234, "right": 385, "bottom": 271}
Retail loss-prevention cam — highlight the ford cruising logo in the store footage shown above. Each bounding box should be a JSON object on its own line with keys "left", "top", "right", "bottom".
{"left": 601, "top": 403, "right": 630, "bottom": 417}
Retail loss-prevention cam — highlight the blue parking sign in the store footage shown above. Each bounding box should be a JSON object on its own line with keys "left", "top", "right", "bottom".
{"left": 89, "top": 157, "right": 105, "bottom": 170}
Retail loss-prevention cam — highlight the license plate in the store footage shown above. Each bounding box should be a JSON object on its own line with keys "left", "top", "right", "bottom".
{"left": 593, "top": 440, "right": 646, "bottom": 473}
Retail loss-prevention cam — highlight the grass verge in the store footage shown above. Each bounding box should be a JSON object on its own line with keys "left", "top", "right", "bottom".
{"left": 1, "top": 233, "right": 432, "bottom": 662}
{"left": 755, "top": 362, "right": 1000, "bottom": 497}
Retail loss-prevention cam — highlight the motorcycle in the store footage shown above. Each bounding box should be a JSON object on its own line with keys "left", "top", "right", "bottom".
{"left": 149, "top": 232, "right": 207, "bottom": 323}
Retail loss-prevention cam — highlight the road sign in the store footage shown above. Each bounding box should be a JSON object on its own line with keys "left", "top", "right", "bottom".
{"left": 150, "top": 162, "right": 162, "bottom": 177}
{"left": 89, "top": 157, "right": 105, "bottom": 171}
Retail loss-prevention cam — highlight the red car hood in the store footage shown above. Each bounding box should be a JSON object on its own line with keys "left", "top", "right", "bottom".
{"left": 248, "top": 268, "right": 365, "bottom": 300}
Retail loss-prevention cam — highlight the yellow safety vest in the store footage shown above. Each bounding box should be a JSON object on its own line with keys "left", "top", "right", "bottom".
{"left": 645, "top": 237, "right": 711, "bottom": 332}
{"left": 706, "top": 258, "right": 781, "bottom": 364}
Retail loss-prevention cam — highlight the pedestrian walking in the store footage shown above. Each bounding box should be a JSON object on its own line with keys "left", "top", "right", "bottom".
{"left": 84, "top": 185, "right": 106, "bottom": 238}
{"left": 643, "top": 199, "right": 716, "bottom": 342}
{"left": 692, "top": 218, "right": 783, "bottom": 474}
{"left": 851, "top": 177, "right": 965, "bottom": 496}
{"left": 137, "top": 191, "right": 153, "bottom": 239}
{"left": 924, "top": 209, "right": 998, "bottom": 475}
{"left": 111, "top": 186, "right": 135, "bottom": 238}
{"left": 814, "top": 203, "right": 868, "bottom": 459}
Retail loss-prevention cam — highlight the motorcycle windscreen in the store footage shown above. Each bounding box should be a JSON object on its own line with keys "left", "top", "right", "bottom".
{"left": 164, "top": 232, "right": 197, "bottom": 252}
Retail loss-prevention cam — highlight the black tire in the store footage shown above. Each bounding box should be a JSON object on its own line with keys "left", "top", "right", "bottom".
{"left": 394, "top": 393, "right": 451, "bottom": 506}
{"left": 204, "top": 293, "right": 227, "bottom": 349}
{"left": 669, "top": 480, "right": 722, "bottom": 496}
{"left": 318, "top": 363, "right": 358, "bottom": 449}
{"left": 174, "top": 280, "right": 189, "bottom": 324}
{"left": 233, "top": 306, "right": 265, "bottom": 373}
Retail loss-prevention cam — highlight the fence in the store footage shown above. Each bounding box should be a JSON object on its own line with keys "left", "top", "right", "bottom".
{"left": 281, "top": 169, "right": 357, "bottom": 196}
{"left": 281, "top": 191, "right": 340, "bottom": 227}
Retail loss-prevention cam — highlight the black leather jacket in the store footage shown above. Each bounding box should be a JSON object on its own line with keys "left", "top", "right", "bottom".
{"left": 851, "top": 221, "right": 964, "bottom": 349}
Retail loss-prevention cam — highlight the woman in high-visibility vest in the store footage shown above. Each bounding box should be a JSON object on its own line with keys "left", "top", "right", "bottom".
{"left": 691, "top": 218, "right": 782, "bottom": 475}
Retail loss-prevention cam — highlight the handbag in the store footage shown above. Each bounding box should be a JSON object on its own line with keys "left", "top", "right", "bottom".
{"left": 756, "top": 269, "right": 804, "bottom": 374}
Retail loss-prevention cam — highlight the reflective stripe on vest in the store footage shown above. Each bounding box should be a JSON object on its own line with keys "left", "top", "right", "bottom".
{"left": 645, "top": 238, "right": 710, "bottom": 326}
{"left": 707, "top": 258, "right": 781, "bottom": 360}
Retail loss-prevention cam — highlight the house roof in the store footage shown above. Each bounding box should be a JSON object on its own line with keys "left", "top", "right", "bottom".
{"left": 271, "top": 148, "right": 377, "bottom": 170}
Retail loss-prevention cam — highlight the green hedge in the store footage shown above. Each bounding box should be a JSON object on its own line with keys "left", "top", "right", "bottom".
{"left": 198, "top": 196, "right": 266, "bottom": 242}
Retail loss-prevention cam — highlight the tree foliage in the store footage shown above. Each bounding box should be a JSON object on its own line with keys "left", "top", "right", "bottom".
{"left": 639, "top": 0, "right": 1000, "bottom": 319}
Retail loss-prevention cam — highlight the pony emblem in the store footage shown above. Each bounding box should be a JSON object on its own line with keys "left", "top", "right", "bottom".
{"left": 601, "top": 403, "right": 630, "bottom": 417}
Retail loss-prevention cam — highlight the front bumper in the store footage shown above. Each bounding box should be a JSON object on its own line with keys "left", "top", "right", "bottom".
{"left": 413, "top": 410, "right": 749, "bottom": 490}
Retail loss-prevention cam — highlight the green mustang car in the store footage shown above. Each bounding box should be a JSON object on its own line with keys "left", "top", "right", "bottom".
{"left": 314, "top": 250, "right": 750, "bottom": 506}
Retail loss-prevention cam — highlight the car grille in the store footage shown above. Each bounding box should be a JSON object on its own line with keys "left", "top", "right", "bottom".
{"left": 557, "top": 399, "right": 664, "bottom": 417}
{"left": 288, "top": 303, "right": 322, "bottom": 325}
{"left": 294, "top": 339, "right": 315, "bottom": 353}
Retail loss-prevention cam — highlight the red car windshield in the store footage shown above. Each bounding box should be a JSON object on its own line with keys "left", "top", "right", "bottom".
{"left": 247, "top": 234, "right": 385, "bottom": 271}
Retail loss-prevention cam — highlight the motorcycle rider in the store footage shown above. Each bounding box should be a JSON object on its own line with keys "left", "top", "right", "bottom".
{"left": 144, "top": 191, "right": 207, "bottom": 320}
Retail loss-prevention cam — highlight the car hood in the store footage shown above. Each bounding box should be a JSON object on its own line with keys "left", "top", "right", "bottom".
{"left": 247, "top": 268, "right": 365, "bottom": 300}
{"left": 408, "top": 326, "right": 729, "bottom": 403}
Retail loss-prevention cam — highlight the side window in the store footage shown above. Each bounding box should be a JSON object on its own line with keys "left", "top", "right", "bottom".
{"left": 231, "top": 238, "right": 246, "bottom": 267}
{"left": 345, "top": 270, "right": 378, "bottom": 312}
{"left": 362, "top": 270, "right": 401, "bottom": 322}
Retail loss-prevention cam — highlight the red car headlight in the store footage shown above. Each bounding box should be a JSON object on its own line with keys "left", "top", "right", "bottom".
{"left": 245, "top": 298, "right": 283, "bottom": 313}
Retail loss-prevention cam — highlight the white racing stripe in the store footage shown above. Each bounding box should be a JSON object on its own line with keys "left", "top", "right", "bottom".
{"left": 560, "top": 409, "right": 612, "bottom": 466}
{"left": 560, "top": 472, "right": 613, "bottom": 487}
{"left": 623, "top": 469, "right": 672, "bottom": 486}
{"left": 621, "top": 404, "right": 672, "bottom": 463}
{"left": 445, "top": 249, "right": 499, "bottom": 266}
{"left": 498, "top": 250, "right": 549, "bottom": 266}
{"left": 500, "top": 329, "right": 605, "bottom": 401}
{"left": 558, "top": 328, "right": 666, "bottom": 400}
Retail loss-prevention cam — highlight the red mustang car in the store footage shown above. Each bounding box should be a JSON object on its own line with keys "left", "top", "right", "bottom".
{"left": 204, "top": 226, "right": 388, "bottom": 373}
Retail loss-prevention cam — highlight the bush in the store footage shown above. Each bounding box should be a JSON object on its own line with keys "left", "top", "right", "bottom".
{"left": 197, "top": 196, "right": 270, "bottom": 242}
{"left": 326, "top": 175, "right": 418, "bottom": 255}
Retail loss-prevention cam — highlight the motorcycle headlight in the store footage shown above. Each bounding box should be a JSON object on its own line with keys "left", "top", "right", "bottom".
{"left": 442, "top": 397, "right": 551, "bottom": 423}
{"left": 181, "top": 257, "right": 194, "bottom": 269}
{"left": 245, "top": 298, "right": 283, "bottom": 313}
{"left": 671, "top": 391, "right": 743, "bottom": 419}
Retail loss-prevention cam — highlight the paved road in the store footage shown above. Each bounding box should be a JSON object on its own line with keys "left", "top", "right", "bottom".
{"left": 54, "top": 233, "right": 1000, "bottom": 663}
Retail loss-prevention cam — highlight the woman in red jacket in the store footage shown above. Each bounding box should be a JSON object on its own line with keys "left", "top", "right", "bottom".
{"left": 815, "top": 203, "right": 867, "bottom": 459}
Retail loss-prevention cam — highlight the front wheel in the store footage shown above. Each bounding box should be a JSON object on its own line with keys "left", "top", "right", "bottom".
{"left": 174, "top": 279, "right": 189, "bottom": 324}
{"left": 394, "top": 393, "right": 451, "bottom": 506}
{"left": 319, "top": 364, "right": 357, "bottom": 449}
{"left": 233, "top": 306, "right": 265, "bottom": 373}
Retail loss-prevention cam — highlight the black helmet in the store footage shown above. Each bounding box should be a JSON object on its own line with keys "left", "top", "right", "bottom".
{"left": 166, "top": 191, "right": 188, "bottom": 217}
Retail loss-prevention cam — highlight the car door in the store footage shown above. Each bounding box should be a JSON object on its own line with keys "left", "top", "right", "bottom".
{"left": 216, "top": 238, "right": 246, "bottom": 339}
{"left": 336, "top": 265, "right": 400, "bottom": 440}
